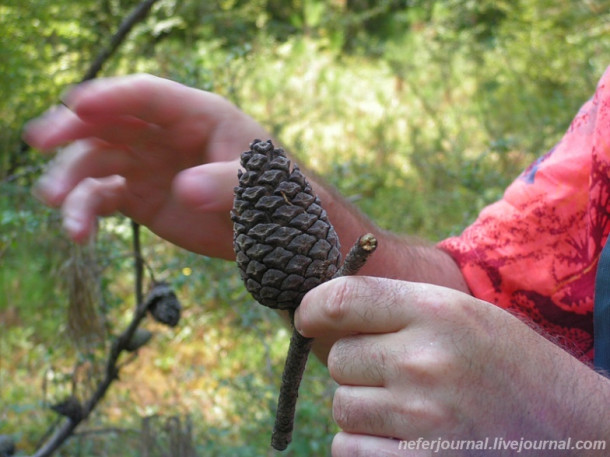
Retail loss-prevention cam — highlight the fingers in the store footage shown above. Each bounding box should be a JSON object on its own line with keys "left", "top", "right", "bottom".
{"left": 24, "top": 104, "right": 160, "bottom": 151}
{"left": 33, "top": 140, "right": 134, "bottom": 207}
{"left": 23, "top": 105, "right": 92, "bottom": 151}
{"left": 295, "top": 276, "right": 427, "bottom": 338}
{"left": 23, "top": 74, "right": 222, "bottom": 151}
{"left": 61, "top": 74, "right": 199, "bottom": 125}
{"left": 333, "top": 386, "right": 445, "bottom": 441}
{"left": 333, "top": 386, "right": 400, "bottom": 436}
{"left": 332, "top": 432, "right": 422, "bottom": 457}
{"left": 327, "top": 334, "right": 394, "bottom": 386}
{"left": 61, "top": 175, "right": 127, "bottom": 242}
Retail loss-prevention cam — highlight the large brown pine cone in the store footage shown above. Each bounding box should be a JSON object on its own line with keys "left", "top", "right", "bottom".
{"left": 232, "top": 139, "right": 341, "bottom": 310}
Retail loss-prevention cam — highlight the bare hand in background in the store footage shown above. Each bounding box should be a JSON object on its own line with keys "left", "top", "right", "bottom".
{"left": 24, "top": 74, "right": 269, "bottom": 257}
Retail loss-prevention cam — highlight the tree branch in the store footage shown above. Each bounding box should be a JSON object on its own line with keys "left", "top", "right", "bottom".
{"left": 132, "top": 221, "right": 144, "bottom": 305}
{"left": 30, "top": 296, "right": 155, "bottom": 457}
{"left": 271, "top": 234, "right": 378, "bottom": 451}
{"left": 29, "top": 117, "right": 157, "bottom": 457}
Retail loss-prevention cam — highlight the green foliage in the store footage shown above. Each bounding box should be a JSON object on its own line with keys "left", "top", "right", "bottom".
{"left": 2, "top": 0, "right": 610, "bottom": 455}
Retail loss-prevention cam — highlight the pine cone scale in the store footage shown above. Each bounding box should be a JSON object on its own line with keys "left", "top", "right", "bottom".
{"left": 248, "top": 223, "right": 280, "bottom": 241}
{"left": 259, "top": 169, "right": 287, "bottom": 184}
{"left": 242, "top": 186, "right": 268, "bottom": 201}
{"left": 285, "top": 255, "right": 312, "bottom": 273}
{"left": 292, "top": 192, "right": 316, "bottom": 207}
{"left": 266, "top": 226, "right": 301, "bottom": 245}
{"left": 246, "top": 260, "right": 266, "bottom": 279}
{"left": 246, "top": 244, "right": 274, "bottom": 260}
{"left": 255, "top": 196, "right": 285, "bottom": 211}
{"left": 286, "top": 233, "right": 317, "bottom": 255}
{"left": 262, "top": 247, "right": 294, "bottom": 269}
{"left": 273, "top": 205, "right": 305, "bottom": 224}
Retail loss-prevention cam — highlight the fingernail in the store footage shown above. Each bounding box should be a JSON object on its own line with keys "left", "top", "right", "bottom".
{"left": 32, "top": 177, "right": 56, "bottom": 206}
{"left": 63, "top": 216, "right": 91, "bottom": 242}
{"left": 63, "top": 216, "right": 81, "bottom": 233}
{"left": 32, "top": 177, "right": 60, "bottom": 206}
{"left": 293, "top": 309, "right": 305, "bottom": 336}
{"left": 23, "top": 106, "right": 69, "bottom": 151}
{"left": 60, "top": 84, "right": 81, "bottom": 109}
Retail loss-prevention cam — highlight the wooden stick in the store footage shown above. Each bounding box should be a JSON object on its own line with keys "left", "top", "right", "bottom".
{"left": 271, "top": 234, "right": 378, "bottom": 451}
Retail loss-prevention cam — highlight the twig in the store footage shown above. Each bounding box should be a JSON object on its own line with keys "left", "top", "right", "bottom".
{"left": 30, "top": 182, "right": 153, "bottom": 457}
{"left": 271, "top": 234, "right": 378, "bottom": 451}
{"left": 31, "top": 297, "right": 154, "bottom": 457}
{"left": 132, "top": 221, "right": 144, "bottom": 305}
{"left": 333, "top": 233, "right": 378, "bottom": 278}
{"left": 72, "top": 426, "right": 140, "bottom": 437}
{"left": 270, "top": 330, "right": 314, "bottom": 450}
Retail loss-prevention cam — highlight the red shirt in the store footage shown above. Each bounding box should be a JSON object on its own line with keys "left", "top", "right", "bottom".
{"left": 439, "top": 66, "right": 610, "bottom": 363}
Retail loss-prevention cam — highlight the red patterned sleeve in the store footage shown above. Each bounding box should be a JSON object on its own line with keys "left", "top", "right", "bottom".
{"left": 438, "top": 66, "right": 610, "bottom": 362}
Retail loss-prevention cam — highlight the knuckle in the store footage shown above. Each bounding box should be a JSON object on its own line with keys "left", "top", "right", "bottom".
{"left": 330, "top": 433, "right": 354, "bottom": 457}
{"left": 330, "top": 433, "right": 367, "bottom": 457}
{"left": 80, "top": 176, "right": 102, "bottom": 191}
{"left": 399, "top": 398, "right": 456, "bottom": 435}
{"left": 322, "top": 277, "right": 353, "bottom": 322}
{"left": 131, "top": 73, "right": 158, "bottom": 86}
{"left": 394, "top": 335, "right": 460, "bottom": 386}
{"left": 332, "top": 387, "right": 357, "bottom": 431}
{"left": 327, "top": 338, "right": 352, "bottom": 382}
{"left": 298, "top": 277, "right": 355, "bottom": 336}
{"left": 328, "top": 337, "right": 392, "bottom": 385}
{"left": 326, "top": 343, "right": 343, "bottom": 381}
{"left": 65, "top": 177, "right": 104, "bottom": 204}
{"left": 67, "top": 176, "right": 125, "bottom": 211}
{"left": 333, "top": 387, "right": 387, "bottom": 434}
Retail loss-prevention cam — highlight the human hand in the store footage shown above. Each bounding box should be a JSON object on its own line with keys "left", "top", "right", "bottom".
{"left": 23, "top": 74, "right": 269, "bottom": 257}
{"left": 295, "top": 277, "right": 610, "bottom": 456}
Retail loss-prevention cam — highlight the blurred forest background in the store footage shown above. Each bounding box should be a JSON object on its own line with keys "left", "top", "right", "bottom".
{"left": 2, "top": 0, "right": 610, "bottom": 455}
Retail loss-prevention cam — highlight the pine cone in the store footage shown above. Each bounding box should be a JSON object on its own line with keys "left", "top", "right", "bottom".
{"left": 145, "top": 282, "right": 181, "bottom": 327}
{"left": 232, "top": 139, "right": 341, "bottom": 310}
{"left": 50, "top": 396, "right": 83, "bottom": 422}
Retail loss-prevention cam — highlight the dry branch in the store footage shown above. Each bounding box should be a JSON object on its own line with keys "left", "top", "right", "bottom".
{"left": 31, "top": 296, "right": 154, "bottom": 457}
{"left": 271, "top": 234, "right": 378, "bottom": 450}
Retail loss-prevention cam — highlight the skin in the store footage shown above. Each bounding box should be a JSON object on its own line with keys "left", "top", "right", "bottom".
{"left": 24, "top": 74, "right": 610, "bottom": 456}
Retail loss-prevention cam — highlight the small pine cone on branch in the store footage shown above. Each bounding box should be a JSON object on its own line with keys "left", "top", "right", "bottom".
{"left": 231, "top": 139, "right": 341, "bottom": 310}
{"left": 145, "top": 282, "right": 181, "bottom": 327}
{"left": 49, "top": 396, "right": 83, "bottom": 422}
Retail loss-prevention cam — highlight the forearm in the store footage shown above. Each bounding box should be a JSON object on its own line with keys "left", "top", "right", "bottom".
{"left": 311, "top": 177, "right": 470, "bottom": 293}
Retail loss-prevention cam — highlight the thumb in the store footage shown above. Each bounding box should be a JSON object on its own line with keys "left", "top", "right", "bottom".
{"left": 173, "top": 160, "right": 240, "bottom": 213}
